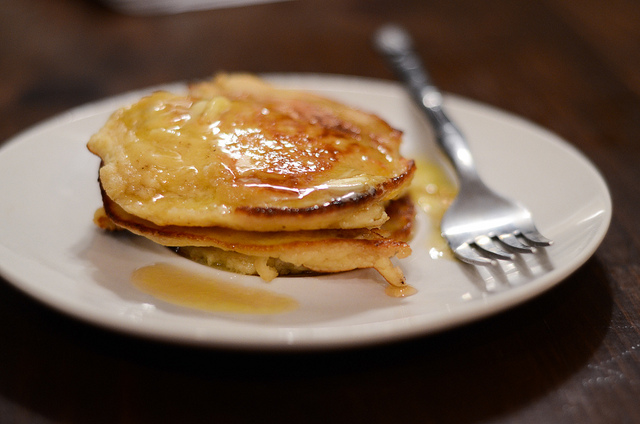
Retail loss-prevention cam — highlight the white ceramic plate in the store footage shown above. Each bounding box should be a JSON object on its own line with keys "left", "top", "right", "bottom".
{"left": 0, "top": 74, "right": 611, "bottom": 350}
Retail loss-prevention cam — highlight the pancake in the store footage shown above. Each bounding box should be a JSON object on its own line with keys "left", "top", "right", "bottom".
{"left": 88, "top": 73, "right": 416, "bottom": 285}
{"left": 87, "top": 74, "right": 415, "bottom": 231}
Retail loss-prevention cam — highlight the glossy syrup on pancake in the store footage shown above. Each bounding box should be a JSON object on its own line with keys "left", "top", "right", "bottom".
{"left": 88, "top": 74, "right": 415, "bottom": 231}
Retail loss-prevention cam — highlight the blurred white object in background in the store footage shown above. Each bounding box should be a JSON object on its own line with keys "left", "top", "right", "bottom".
{"left": 101, "top": 0, "right": 292, "bottom": 15}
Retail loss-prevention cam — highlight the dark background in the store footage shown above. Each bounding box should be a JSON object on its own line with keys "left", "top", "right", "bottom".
{"left": 0, "top": 0, "right": 639, "bottom": 422}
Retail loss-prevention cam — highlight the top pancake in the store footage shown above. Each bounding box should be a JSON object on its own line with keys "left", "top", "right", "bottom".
{"left": 87, "top": 74, "right": 415, "bottom": 231}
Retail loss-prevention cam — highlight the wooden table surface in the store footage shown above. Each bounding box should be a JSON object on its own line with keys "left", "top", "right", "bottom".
{"left": 1, "top": 0, "right": 639, "bottom": 422}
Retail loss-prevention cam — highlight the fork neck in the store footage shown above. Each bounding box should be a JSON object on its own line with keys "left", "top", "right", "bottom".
{"left": 419, "top": 98, "right": 482, "bottom": 185}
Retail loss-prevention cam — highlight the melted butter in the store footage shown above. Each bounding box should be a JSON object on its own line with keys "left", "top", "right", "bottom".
{"left": 385, "top": 284, "right": 418, "bottom": 298}
{"left": 410, "top": 159, "right": 458, "bottom": 261}
{"left": 131, "top": 263, "right": 298, "bottom": 314}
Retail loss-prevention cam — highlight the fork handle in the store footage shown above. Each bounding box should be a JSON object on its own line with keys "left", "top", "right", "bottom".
{"left": 374, "top": 24, "right": 481, "bottom": 183}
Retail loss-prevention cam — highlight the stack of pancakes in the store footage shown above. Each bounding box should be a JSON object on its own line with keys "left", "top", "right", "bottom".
{"left": 88, "top": 74, "right": 416, "bottom": 286}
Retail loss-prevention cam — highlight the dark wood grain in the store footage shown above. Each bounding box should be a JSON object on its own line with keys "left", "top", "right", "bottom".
{"left": 1, "top": 0, "right": 638, "bottom": 422}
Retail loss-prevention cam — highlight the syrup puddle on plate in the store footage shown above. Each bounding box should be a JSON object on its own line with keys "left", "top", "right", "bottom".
{"left": 385, "top": 284, "right": 418, "bottom": 298}
{"left": 131, "top": 263, "right": 299, "bottom": 314}
{"left": 410, "top": 158, "right": 457, "bottom": 261}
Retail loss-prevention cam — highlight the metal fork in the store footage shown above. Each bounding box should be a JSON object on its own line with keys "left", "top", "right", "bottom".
{"left": 374, "top": 24, "right": 552, "bottom": 265}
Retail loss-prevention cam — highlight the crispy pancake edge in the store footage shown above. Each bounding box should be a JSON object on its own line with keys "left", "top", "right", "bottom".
{"left": 234, "top": 161, "right": 415, "bottom": 221}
